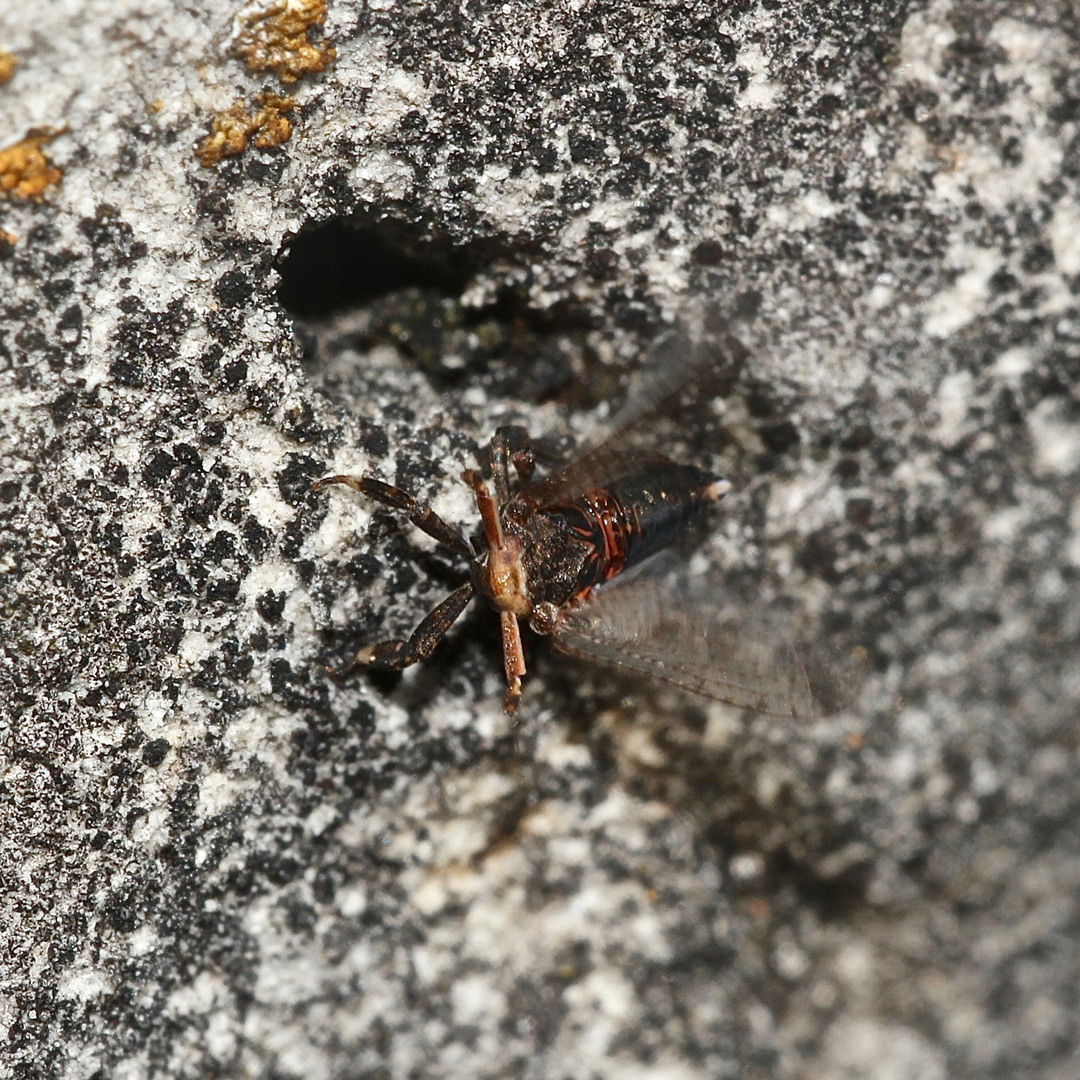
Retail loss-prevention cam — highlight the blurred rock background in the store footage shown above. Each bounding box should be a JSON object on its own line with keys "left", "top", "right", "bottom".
{"left": 1, "top": 1, "right": 1078, "bottom": 1077}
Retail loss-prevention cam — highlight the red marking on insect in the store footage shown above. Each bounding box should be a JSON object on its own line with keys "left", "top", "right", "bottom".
{"left": 315, "top": 325, "right": 860, "bottom": 718}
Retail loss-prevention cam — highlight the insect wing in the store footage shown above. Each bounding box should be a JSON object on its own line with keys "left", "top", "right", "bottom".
{"left": 605, "top": 323, "right": 744, "bottom": 438}
{"left": 551, "top": 576, "right": 860, "bottom": 720}
{"left": 516, "top": 320, "right": 745, "bottom": 510}
{"left": 513, "top": 448, "right": 674, "bottom": 511}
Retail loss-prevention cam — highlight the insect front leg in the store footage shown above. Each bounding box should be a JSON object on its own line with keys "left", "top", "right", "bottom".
{"left": 483, "top": 425, "right": 536, "bottom": 498}
{"left": 313, "top": 474, "right": 472, "bottom": 558}
{"left": 462, "top": 468, "right": 504, "bottom": 547}
{"left": 489, "top": 425, "right": 536, "bottom": 488}
{"left": 338, "top": 582, "right": 475, "bottom": 673}
{"left": 512, "top": 451, "right": 536, "bottom": 487}
{"left": 487, "top": 430, "right": 514, "bottom": 503}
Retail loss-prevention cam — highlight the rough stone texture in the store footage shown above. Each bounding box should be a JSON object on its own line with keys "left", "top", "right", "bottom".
{"left": 2, "top": 1, "right": 1079, "bottom": 1078}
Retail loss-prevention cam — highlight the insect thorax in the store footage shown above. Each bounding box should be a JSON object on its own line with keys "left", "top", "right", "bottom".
{"left": 508, "top": 510, "right": 592, "bottom": 611}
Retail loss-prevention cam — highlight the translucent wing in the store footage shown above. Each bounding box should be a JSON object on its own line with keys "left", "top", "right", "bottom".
{"left": 517, "top": 319, "right": 746, "bottom": 509}
{"left": 551, "top": 576, "right": 861, "bottom": 720}
{"left": 514, "top": 448, "right": 674, "bottom": 510}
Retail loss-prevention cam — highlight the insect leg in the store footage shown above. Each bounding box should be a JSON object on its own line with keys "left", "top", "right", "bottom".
{"left": 500, "top": 610, "right": 526, "bottom": 714}
{"left": 462, "top": 469, "right": 505, "bottom": 547}
{"left": 493, "top": 424, "right": 531, "bottom": 451}
{"left": 341, "top": 582, "right": 475, "bottom": 672}
{"left": 313, "top": 475, "right": 472, "bottom": 558}
{"left": 488, "top": 430, "right": 513, "bottom": 503}
{"left": 511, "top": 448, "right": 536, "bottom": 486}
{"left": 489, "top": 425, "right": 538, "bottom": 490}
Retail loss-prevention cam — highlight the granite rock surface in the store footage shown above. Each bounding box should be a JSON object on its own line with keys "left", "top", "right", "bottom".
{"left": 1, "top": 1, "right": 1079, "bottom": 1077}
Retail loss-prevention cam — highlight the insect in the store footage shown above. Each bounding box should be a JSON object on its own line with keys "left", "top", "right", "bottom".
{"left": 315, "top": 327, "right": 856, "bottom": 719}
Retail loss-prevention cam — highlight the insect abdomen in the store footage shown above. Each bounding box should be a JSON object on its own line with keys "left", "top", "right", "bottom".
{"left": 607, "top": 462, "right": 720, "bottom": 568}
{"left": 545, "top": 460, "right": 721, "bottom": 593}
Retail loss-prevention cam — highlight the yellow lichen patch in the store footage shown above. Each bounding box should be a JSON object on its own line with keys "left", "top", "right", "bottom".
{"left": 231, "top": 0, "right": 335, "bottom": 84}
{"left": 0, "top": 128, "right": 63, "bottom": 201}
{"left": 0, "top": 229, "right": 17, "bottom": 256}
{"left": 0, "top": 49, "right": 18, "bottom": 86}
{"left": 195, "top": 92, "right": 294, "bottom": 166}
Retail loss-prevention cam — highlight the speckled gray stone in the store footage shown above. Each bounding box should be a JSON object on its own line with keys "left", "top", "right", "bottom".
{"left": 1, "top": 1, "right": 1079, "bottom": 1078}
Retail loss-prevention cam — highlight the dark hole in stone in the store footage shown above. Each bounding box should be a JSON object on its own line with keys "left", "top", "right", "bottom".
{"left": 276, "top": 221, "right": 473, "bottom": 320}
{"left": 277, "top": 216, "right": 590, "bottom": 404}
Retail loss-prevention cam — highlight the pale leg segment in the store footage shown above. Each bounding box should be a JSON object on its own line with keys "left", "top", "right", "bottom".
{"left": 501, "top": 611, "right": 526, "bottom": 714}
{"left": 465, "top": 467, "right": 528, "bottom": 712}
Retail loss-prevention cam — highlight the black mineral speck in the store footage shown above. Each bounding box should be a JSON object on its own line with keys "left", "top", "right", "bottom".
{"left": 358, "top": 422, "right": 390, "bottom": 458}
{"left": 243, "top": 515, "right": 272, "bottom": 558}
{"left": 281, "top": 401, "right": 323, "bottom": 444}
{"left": 247, "top": 378, "right": 283, "bottom": 417}
{"left": 105, "top": 891, "right": 140, "bottom": 933}
{"left": 57, "top": 305, "right": 83, "bottom": 343}
{"left": 141, "top": 739, "right": 170, "bottom": 767}
{"left": 214, "top": 269, "right": 255, "bottom": 308}
{"left": 201, "top": 421, "right": 226, "bottom": 446}
{"left": 42, "top": 278, "right": 75, "bottom": 306}
{"left": 744, "top": 388, "right": 775, "bottom": 419}
{"left": 221, "top": 359, "right": 248, "bottom": 389}
{"left": 256, "top": 591, "right": 286, "bottom": 625}
{"left": 692, "top": 239, "right": 725, "bottom": 265}
{"left": 187, "top": 479, "right": 224, "bottom": 526}
{"left": 846, "top": 498, "right": 874, "bottom": 528}
{"left": 141, "top": 531, "right": 166, "bottom": 564}
{"left": 277, "top": 454, "right": 324, "bottom": 506}
{"left": 109, "top": 356, "right": 144, "bottom": 388}
{"left": 1022, "top": 243, "right": 1054, "bottom": 273}
{"left": 222, "top": 499, "right": 245, "bottom": 525}
{"left": 204, "top": 530, "right": 238, "bottom": 564}
{"left": 200, "top": 344, "right": 223, "bottom": 375}
{"left": 142, "top": 451, "right": 177, "bottom": 484}
{"left": 839, "top": 423, "right": 873, "bottom": 451}
{"left": 221, "top": 638, "right": 254, "bottom": 680}
{"left": 758, "top": 419, "right": 801, "bottom": 454}
{"left": 347, "top": 552, "right": 380, "bottom": 591}
{"left": 835, "top": 456, "right": 860, "bottom": 481}
{"left": 206, "top": 577, "right": 240, "bottom": 603}
{"left": 798, "top": 530, "right": 842, "bottom": 583}
{"left": 280, "top": 518, "right": 305, "bottom": 561}
{"left": 49, "top": 390, "right": 81, "bottom": 426}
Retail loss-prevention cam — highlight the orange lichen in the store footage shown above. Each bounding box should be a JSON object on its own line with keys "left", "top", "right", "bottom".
{"left": 0, "top": 49, "right": 18, "bottom": 86}
{"left": 195, "top": 92, "right": 294, "bottom": 166}
{"left": 0, "top": 229, "right": 16, "bottom": 256}
{"left": 0, "top": 128, "right": 63, "bottom": 201}
{"left": 231, "top": 0, "right": 335, "bottom": 83}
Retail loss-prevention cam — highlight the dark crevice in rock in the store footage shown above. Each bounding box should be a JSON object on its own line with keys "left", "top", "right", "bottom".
{"left": 276, "top": 219, "right": 474, "bottom": 319}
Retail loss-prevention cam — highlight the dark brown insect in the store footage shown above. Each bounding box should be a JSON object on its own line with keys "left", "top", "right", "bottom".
{"left": 315, "top": 329, "right": 857, "bottom": 718}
